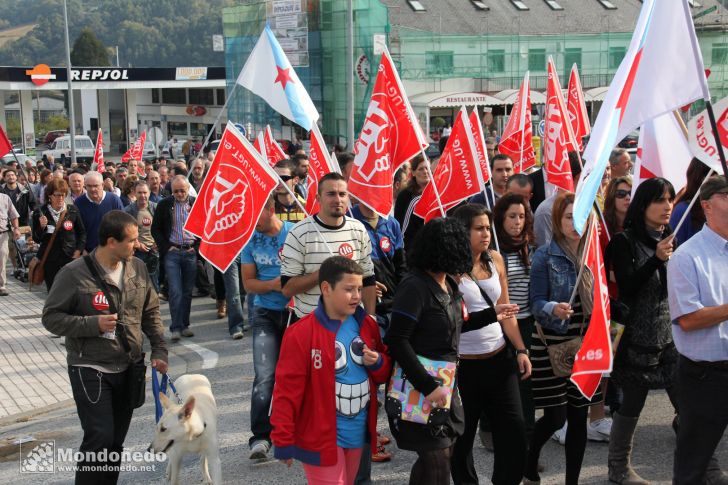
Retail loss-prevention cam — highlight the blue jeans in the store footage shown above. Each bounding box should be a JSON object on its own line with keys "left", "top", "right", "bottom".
{"left": 164, "top": 249, "right": 196, "bottom": 332}
{"left": 223, "top": 263, "right": 244, "bottom": 335}
{"left": 249, "top": 306, "right": 288, "bottom": 446}
{"left": 134, "top": 250, "right": 159, "bottom": 292}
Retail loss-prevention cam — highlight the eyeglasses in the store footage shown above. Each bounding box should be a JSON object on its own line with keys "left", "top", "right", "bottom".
{"left": 51, "top": 193, "right": 66, "bottom": 197}
{"left": 615, "top": 189, "right": 631, "bottom": 199}
{"left": 278, "top": 175, "right": 295, "bottom": 182}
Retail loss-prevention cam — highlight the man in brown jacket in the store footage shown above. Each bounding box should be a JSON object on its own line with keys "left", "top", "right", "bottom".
{"left": 43, "top": 210, "right": 167, "bottom": 484}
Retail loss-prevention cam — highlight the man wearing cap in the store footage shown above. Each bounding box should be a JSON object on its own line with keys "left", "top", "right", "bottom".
{"left": 668, "top": 175, "right": 728, "bottom": 485}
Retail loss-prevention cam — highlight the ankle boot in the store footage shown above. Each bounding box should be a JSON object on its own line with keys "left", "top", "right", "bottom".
{"left": 608, "top": 413, "right": 650, "bottom": 485}
{"left": 216, "top": 299, "right": 227, "bottom": 319}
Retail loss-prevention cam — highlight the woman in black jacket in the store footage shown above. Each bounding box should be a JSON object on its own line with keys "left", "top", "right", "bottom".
{"left": 385, "top": 218, "right": 472, "bottom": 485}
{"left": 393, "top": 155, "right": 431, "bottom": 254}
{"left": 31, "top": 178, "right": 86, "bottom": 290}
{"left": 605, "top": 178, "right": 677, "bottom": 485}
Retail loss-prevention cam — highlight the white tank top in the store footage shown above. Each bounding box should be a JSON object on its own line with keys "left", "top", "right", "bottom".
{"left": 458, "top": 263, "right": 506, "bottom": 355}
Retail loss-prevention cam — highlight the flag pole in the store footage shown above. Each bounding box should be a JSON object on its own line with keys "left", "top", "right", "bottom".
{"left": 421, "top": 150, "right": 446, "bottom": 218}
{"left": 671, "top": 169, "right": 715, "bottom": 236}
{"left": 200, "top": 82, "right": 240, "bottom": 154}
{"left": 704, "top": 102, "right": 728, "bottom": 179}
{"left": 566, "top": 214, "right": 595, "bottom": 309}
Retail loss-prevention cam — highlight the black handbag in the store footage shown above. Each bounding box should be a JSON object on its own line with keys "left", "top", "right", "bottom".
{"left": 83, "top": 256, "right": 147, "bottom": 409}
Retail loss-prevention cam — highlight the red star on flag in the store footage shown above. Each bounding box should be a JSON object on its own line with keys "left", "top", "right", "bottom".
{"left": 274, "top": 65, "right": 293, "bottom": 89}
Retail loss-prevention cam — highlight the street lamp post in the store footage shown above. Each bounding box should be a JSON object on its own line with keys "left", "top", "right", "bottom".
{"left": 63, "top": 0, "right": 77, "bottom": 165}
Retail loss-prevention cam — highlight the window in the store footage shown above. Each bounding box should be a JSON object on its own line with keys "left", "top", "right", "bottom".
{"left": 188, "top": 88, "right": 214, "bottom": 105}
{"left": 151, "top": 89, "right": 160, "bottom": 104}
{"left": 487, "top": 49, "right": 505, "bottom": 73}
{"left": 77, "top": 139, "right": 93, "bottom": 149}
{"left": 510, "top": 0, "right": 529, "bottom": 10}
{"left": 608, "top": 46, "right": 626, "bottom": 69}
{"left": 471, "top": 0, "right": 489, "bottom": 10}
{"left": 544, "top": 0, "right": 563, "bottom": 9}
{"left": 713, "top": 43, "right": 728, "bottom": 64}
{"left": 162, "top": 88, "right": 186, "bottom": 104}
{"left": 564, "top": 48, "right": 582, "bottom": 77}
{"left": 168, "top": 122, "right": 188, "bottom": 136}
{"left": 407, "top": 0, "right": 425, "bottom": 11}
{"left": 597, "top": 0, "right": 617, "bottom": 9}
{"left": 528, "top": 48, "right": 546, "bottom": 71}
{"left": 216, "top": 89, "right": 225, "bottom": 106}
{"left": 190, "top": 123, "right": 207, "bottom": 137}
{"left": 425, "top": 51, "right": 454, "bottom": 75}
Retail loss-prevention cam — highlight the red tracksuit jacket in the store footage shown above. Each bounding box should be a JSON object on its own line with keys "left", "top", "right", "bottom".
{"left": 271, "top": 301, "right": 392, "bottom": 466}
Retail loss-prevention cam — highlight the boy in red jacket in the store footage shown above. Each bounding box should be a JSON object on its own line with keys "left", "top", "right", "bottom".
{"left": 271, "top": 256, "right": 392, "bottom": 484}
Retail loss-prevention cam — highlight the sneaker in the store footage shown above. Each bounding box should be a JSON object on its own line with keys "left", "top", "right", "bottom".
{"left": 587, "top": 417, "right": 612, "bottom": 442}
{"left": 170, "top": 331, "right": 181, "bottom": 343}
{"left": 249, "top": 440, "right": 270, "bottom": 460}
{"left": 181, "top": 328, "right": 194, "bottom": 337}
{"left": 479, "top": 430, "right": 494, "bottom": 452}
{"left": 232, "top": 330, "right": 244, "bottom": 340}
{"left": 0, "top": 288, "right": 8, "bottom": 296}
{"left": 377, "top": 435, "right": 391, "bottom": 447}
{"left": 551, "top": 422, "right": 567, "bottom": 445}
{"left": 371, "top": 446, "right": 392, "bottom": 462}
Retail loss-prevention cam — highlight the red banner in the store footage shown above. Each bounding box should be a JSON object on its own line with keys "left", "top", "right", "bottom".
{"left": 306, "top": 123, "right": 338, "bottom": 215}
{"left": 93, "top": 130, "right": 104, "bottom": 172}
{"left": 571, "top": 219, "right": 613, "bottom": 399}
{"left": 566, "top": 64, "right": 591, "bottom": 153}
{"left": 469, "top": 110, "right": 491, "bottom": 186}
{"left": 0, "top": 124, "right": 12, "bottom": 159}
{"left": 263, "top": 124, "right": 288, "bottom": 166}
{"left": 184, "top": 123, "right": 280, "bottom": 272}
{"left": 414, "top": 107, "right": 481, "bottom": 222}
{"left": 499, "top": 72, "right": 535, "bottom": 173}
{"left": 253, "top": 132, "right": 264, "bottom": 157}
{"left": 544, "top": 58, "right": 575, "bottom": 192}
{"left": 348, "top": 48, "right": 428, "bottom": 217}
{"left": 121, "top": 131, "right": 147, "bottom": 167}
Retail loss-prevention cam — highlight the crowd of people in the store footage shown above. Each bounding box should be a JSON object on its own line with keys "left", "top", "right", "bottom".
{"left": 0, "top": 135, "right": 723, "bottom": 485}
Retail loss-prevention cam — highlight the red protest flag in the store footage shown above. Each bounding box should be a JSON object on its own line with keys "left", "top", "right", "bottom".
{"left": 121, "top": 131, "right": 147, "bottom": 174}
{"left": 306, "top": 123, "right": 339, "bottom": 215}
{"left": 544, "top": 58, "right": 575, "bottom": 192}
{"left": 0, "top": 124, "right": 12, "bottom": 158}
{"left": 253, "top": 131, "right": 264, "bottom": 156}
{"left": 93, "top": 130, "right": 105, "bottom": 172}
{"left": 414, "top": 107, "right": 481, "bottom": 222}
{"left": 499, "top": 72, "right": 536, "bottom": 173}
{"left": 263, "top": 124, "right": 288, "bottom": 166}
{"left": 571, "top": 218, "right": 613, "bottom": 399}
{"left": 348, "top": 47, "right": 428, "bottom": 217}
{"left": 566, "top": 64, "right": 591, "bottom": 153}
{"left": 184, "top": 123, "right": 280, "bottom": 272}
{"left": 469, "top": 110, "right": 492, "bottom": 186}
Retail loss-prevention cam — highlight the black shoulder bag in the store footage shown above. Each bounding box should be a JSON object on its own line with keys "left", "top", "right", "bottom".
{"left": 83, "top": 255, "right": 147, "bottom": 409}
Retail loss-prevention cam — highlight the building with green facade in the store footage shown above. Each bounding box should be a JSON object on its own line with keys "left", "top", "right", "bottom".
{"left": 223, "top": 0, "right": 728, "bottom": 148}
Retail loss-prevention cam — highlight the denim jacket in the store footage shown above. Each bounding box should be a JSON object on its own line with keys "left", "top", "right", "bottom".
{"left": 529, "top": 240, "right": 577, "bottom": 334}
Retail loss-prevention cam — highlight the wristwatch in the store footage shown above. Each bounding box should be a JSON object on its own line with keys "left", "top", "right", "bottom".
{"left": 516, "top": 348, "right": 529, "bottom": 356}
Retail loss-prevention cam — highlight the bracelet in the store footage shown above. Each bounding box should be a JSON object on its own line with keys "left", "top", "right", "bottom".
{"left": 516, "top": 349, "right": 529, "bottom": 356}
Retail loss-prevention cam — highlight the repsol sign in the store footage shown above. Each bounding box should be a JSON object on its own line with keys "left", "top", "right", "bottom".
{"left": 71, "top": 68, "right": 129, "bottom": 81}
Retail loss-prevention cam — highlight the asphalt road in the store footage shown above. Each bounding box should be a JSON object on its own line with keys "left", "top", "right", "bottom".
{"left": 0, "top": 294, "right": 725, "bottom": 484}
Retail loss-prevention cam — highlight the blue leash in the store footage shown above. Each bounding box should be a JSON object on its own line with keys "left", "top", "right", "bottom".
{"left": 151, "top": 367, "right": 181, "bottom": 423}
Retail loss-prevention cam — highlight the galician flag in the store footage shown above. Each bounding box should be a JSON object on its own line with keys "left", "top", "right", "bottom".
{"left": 237, "top": 25, "right": 319, "bottom": 131}
{"left": 573, "top": 0, "right": 710, "bottom": 234}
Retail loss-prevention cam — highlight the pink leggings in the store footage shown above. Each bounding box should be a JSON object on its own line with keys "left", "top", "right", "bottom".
{"left": 303, "top": 447, "right": 363, "bottom": 485}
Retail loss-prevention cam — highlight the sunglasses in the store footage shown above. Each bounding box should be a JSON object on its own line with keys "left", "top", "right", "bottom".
{"left": 615, "top": 189, "right": 631, "bottom": 199}
{"left": 279, "top": 175, "right": 295, "bottom": 182}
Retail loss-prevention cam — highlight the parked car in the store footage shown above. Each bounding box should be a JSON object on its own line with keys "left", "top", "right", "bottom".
{"left": 1, "top": 153, "right": 35, "bottom": 166}
{"left": 43, "top": 130, "right": 67, "bottom": 145}
{"left": 42, "top": 135, "right": 95, "bottom": 166}
{"left": 142, "top": 139, "right": 157, "bottom": 161}
{"left": 618, "top": 130, "right": 639, "bottom": 151}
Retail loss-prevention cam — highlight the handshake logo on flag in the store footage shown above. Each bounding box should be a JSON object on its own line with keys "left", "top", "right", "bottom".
{"left": 203, "top": 169, "right": 251, "bottom": 243}
{"left": 354, "top": 100, "right": 390, "bottom": 183}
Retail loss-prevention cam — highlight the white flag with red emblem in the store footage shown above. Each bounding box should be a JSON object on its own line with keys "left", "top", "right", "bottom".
{"left": 499, "top": 72, "right": 536, "bottom": 173}
{"left": 348, "top": 47, "right": 428, "bottom": 217}
{"left": 566, "top": 64, "right": 591, "bottom": 153}
{"left": 184, "top": 122, "right": 279, "bottom": 272}
{"left": 544, "top": 58, "right": 575, "bottom": 192}
{"left": 469, "top": 110, "right": 492, "bottom": 186}
{"left": 571, "top": 218, "right": 613, "bottom": 399}
{"left": 93, "top": 129, "right": 104, "bottom": 172}
{"left": 121, "top": 131, "right": 146, "bottom": 167}
{"left": 414, "top": 107, "right": 481, "bottom": 222}
{"left": 306, "top": 123, "right": 340, "bottom": 214}
{"left": 633, "top": 112, "right": 690, "bottom": 195}
{"left": 263, "top": 125, "right": 289, "bottom": 166}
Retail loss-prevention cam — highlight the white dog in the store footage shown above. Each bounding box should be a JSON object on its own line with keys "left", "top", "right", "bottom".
{"left": 148, "top": 374, "right": 221, "bottom": 485}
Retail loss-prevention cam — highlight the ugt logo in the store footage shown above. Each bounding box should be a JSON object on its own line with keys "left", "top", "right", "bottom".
{"left": 202, "top": 165, "right": 253, "bottom": 245}
{"left": 353, "top": 100, "right": 390, "bottom": 183}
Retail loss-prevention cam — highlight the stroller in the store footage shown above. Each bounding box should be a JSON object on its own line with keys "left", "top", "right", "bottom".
{"left": 13, "top": 235, "right": 38, "bottom": 283}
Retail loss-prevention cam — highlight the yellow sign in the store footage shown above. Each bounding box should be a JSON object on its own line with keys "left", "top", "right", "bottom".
{"left": 532, "top": 136, "right": 542, "bottom": 167}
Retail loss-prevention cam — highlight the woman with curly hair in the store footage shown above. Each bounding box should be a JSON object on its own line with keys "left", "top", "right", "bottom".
{"left": 385, "top": 217, "right": 472, "bottom": 485}
{"left": 450, "top": 203, "right": 531, "bottom": 485}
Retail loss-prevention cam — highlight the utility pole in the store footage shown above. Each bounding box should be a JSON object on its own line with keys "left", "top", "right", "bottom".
{"left": 63, "top": 0, "right": 76, "bottom": 165}
{"left": 347, "top": 0, "right": 355, "bottom": 150}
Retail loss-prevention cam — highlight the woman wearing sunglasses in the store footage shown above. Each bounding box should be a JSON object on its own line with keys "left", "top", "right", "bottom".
{"left": 603, "top": 177, "right": 633, "bottom": 238}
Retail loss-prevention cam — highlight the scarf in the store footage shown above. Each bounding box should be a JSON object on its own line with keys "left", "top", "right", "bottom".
{"left": 47, "top": 203, "right": 65, "bottom": 223}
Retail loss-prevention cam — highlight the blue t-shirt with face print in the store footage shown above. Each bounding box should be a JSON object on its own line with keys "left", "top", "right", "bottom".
{"left": 335, "top": 315, "right": 370, "bottom": 448}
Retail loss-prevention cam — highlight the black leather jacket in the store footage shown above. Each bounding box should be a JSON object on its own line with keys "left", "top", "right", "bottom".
{"left": 32, "top": 204, "right": 86, "bottom": 261}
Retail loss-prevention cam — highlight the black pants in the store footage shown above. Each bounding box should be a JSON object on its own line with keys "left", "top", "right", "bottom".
{"left": 213, "top": 268, "right": 225, "bottom": 300}
{"left": 674, "top": 356, "right": 728, "bottom": 485}
{"left": 619, "top": 383, "right": 678, "bottom": 419}
{"left": 452, "top": 349, "right": 527, "bottom": 485}
{"left": 44, "top": 255, "right": 72, "bottom": 291}
{"left": 68, "top": 366, "right": 134, "bottom": 485}
{"left": 411, "top": 447, "right": 453, "bottom": 485}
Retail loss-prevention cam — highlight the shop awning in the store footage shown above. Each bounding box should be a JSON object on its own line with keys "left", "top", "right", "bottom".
{"left": 493, "top": 89, "right": 547, "bottom": 105}
{"left": 585, "top": 87, "right": 610, "bottom": 102}
{"left": 410, "top": 91, "right": 504, "bottom": 108}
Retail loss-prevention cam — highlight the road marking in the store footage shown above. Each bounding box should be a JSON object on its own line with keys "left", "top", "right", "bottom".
{"left": 180, "top": 342, "right": 219, "bottom": 369}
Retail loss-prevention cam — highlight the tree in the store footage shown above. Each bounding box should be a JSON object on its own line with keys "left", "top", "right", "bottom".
{"left": 70, "top": 28, "right": 109, "bottom": 66}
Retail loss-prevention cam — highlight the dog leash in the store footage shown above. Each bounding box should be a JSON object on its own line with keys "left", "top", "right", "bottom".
{"left": 151, "top": 367, "right": 182, "bottom": 423}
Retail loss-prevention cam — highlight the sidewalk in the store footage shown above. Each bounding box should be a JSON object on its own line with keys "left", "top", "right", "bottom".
{"left": 0, "top": 275, "right": 71, "bottom": 420}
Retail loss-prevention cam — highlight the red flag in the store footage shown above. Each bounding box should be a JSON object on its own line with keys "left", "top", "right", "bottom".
{"left": 184, "top": 123, "right": 279, "bottom": 272}
{"left": 348, "top": 48, "right": 428, "bottom": 217}
{"left": 544, "top": 58, "right": 575, "bottom": 192}
{"left": 571, "top": 218, "right": 613, "bottom": 399}
{"left": 499, "top": 72, "right": 535, "bottom": 173}
{"left": 0, "top": 124, "right": 12, "bottom": 158}
{"left": 306, "top": 124, "right": 339, "bottom": 214}
{"left": 566, "top": 64, "right": 591, "bottom": 152}
{"left": 263, "top": 125, "right": 288, "bottom": 166}
{"left": 469, "top": 110, "right": 492, "bottom": 186}
{"left": 253, "top": 131, "right": 264, "bottom": 156}
{"left": 121, "top": 131, "right": 147, "bottom": 167}
{"left": 414, "top": 107, "right": 481, "bottom": 222}
{"left": 93, "top": 130, "right": 105, "bottom": 172}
